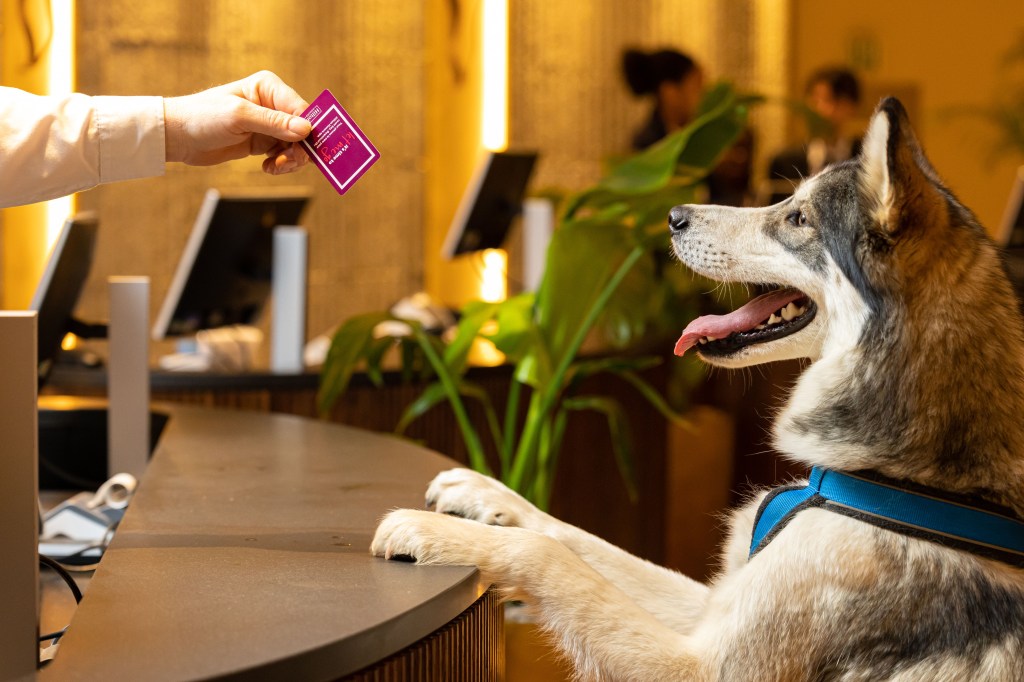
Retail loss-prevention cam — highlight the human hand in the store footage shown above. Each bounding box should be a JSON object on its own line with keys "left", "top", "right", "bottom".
{"left": 163, "top": 71, "right": 312, "bottom": 175}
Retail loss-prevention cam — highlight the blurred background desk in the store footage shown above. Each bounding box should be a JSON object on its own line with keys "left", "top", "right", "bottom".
{"left": 39, "top": 402, "right": 503, "bottom": 681}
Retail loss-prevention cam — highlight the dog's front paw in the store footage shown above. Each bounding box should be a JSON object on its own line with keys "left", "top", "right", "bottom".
{"left": 371, "top": 508, "right": 493, "bottom": 566}
{"left": 425, "top": 468, "right": 544, "bottom": 529}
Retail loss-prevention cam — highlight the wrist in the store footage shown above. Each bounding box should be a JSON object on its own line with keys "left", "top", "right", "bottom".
{"left": 162, "top": 97, "right": 184, "bottom": 163}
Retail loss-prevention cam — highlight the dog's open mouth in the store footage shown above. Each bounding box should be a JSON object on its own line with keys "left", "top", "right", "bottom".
{"left": 674, "top": 287, "right": 817, "bottom": 357}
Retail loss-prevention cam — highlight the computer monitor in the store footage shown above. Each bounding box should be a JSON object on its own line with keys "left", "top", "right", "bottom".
{"left": 441, "top": 151, "right": 538, "bottom": 258}
{"left": 30, "top": 213, "right": 100, "bottom": 385}
{"left": 152, "top": 188, "right": 311, "bottom": 339}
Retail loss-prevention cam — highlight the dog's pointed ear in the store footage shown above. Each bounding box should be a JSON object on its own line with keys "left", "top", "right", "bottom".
{"left": 859, "top": 97, "right": 945, "bottom": 234}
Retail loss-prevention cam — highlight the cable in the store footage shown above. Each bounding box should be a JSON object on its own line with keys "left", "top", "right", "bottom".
{"left": 39, "top": 554, "right": 83, "bottom": 603}
{"left": 38, "top": 627, "right": 67, "bottom": 643}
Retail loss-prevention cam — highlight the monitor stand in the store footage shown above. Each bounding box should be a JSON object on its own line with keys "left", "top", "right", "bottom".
{"left": 0, "top": 312, "right": 40, "bottom": 679}
{"left": 108, "top": 277, "right": 150, "bottom": 479}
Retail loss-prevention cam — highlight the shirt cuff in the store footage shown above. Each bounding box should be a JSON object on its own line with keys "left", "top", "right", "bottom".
{"left": 91, "top": 95, "right": 166, "bottom": 184}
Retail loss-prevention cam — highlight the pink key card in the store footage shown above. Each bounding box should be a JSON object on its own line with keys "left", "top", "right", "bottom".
{"left": 299, "top": 89, "right": 380, "bottom": 195}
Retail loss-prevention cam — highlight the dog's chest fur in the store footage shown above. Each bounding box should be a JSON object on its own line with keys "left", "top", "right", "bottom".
{"left": 702, "top": 493, "right": 1024, "bottom": 681}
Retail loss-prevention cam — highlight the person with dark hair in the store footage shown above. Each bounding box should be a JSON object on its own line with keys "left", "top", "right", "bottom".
{"left": 622, "top": 48, "right": 752, "bottom": 206}
{"left": 764, "top": 66, "right": 863, "bottom": 202}
{"left": 622, "top": 48, "right": 704, "bottom": 151}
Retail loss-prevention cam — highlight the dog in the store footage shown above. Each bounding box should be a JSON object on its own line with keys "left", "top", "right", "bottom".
{"left": 371, "top": 97, "right": 1024, "bottom": 680}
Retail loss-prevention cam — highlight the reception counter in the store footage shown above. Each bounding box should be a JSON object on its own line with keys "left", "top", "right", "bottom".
{"left": 39, "top": 402, "right": 503, "bottom": 680}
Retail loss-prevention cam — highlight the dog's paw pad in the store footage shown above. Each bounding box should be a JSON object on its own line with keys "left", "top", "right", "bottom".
{"left": 389, "top": 553, "right": 417, "bottom": 563}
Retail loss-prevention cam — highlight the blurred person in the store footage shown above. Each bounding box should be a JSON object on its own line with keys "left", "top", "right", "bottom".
{"left": 768, "top": 66, "right": 863, "bottom": 189}
{"left": 622, "top": 48, "right": 704, "bottom": 151}
{"left": 622, "top": 47, "right": 753, "bottom": 206}
{"left": 0, "top": 70, "right": 311, "bottom": 209}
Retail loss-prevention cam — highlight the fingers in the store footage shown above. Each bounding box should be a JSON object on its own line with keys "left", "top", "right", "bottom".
{"left": 232, "top": 70, "right": 312, "bottom": 145}
{"left": 236, "top": 99, "right": 311, "bottom": 143}
{"left": 243, "top": 70, "right": 309, "bottom": 116}
{"left": 262, "top": 142, "right": 309, "bottom": 175}
{"left": 166, "top": 72, "right": 314, "bottom": 171}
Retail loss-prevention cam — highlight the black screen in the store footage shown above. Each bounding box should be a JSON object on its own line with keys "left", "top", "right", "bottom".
{"left": 157, "top": 191, "right": 309, "bottom": 338}
{"left": 30, "top": 214, "right": 99, "bottom": 385}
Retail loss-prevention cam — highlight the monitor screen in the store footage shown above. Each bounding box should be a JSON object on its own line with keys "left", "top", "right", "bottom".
{"left": 30, "top": 213, "right": 100, "bottom": 385}
{"left": 152, "top": 188, "right": 311, "bottom": 339}
{"left": 441, "top": 151, "right": 538, "bottom": 258}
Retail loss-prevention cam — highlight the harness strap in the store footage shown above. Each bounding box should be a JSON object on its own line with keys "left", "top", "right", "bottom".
{"left": 749, "top": 467, "right": 1024, "bottom": 568}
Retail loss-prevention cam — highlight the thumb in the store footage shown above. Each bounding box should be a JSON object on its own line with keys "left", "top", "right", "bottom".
{"left": 236, "top": 100, "right": 312, "bottom": 141}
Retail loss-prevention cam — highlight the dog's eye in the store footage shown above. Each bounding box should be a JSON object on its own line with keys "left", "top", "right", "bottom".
{"left": 786, "top": 210, "right": 808, "bottom": 227}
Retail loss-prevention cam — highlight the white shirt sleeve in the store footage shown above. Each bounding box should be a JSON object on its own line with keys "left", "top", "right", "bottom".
{"left": 0, "top": 87, "right": 166, "bottom": 208}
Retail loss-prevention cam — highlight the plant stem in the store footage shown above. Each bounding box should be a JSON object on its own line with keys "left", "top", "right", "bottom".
{"left": 534, "top": 416, "right": 554, "bottom": 511}
{"left": 507, "top": 245, "right": 647, "bottom": 492}
{"left": 501, "top": 378, "right": 522, "bottom": 478}
{"left": 412, "top": 325, "right": 492, "bottom": 476}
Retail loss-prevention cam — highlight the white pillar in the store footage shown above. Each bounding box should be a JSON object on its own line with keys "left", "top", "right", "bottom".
{"left": 271, "top": 227, "right": 308, "bottom": 374}
{"left": 108, "top": 277, "right": 150, "bottom": 479}
{"left": 522, "top": 198, "right": 555, "bottom": 292}
{"left": 0, "top": 312, "right": 39, "bottom": 681}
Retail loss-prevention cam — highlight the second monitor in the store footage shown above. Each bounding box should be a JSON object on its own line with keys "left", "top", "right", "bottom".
{"left": 152, "top": 188, "right": 311, "bottom": 341}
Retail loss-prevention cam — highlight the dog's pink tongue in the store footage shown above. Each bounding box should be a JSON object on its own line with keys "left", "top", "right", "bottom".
{"left": 674, "top": 288, "right": 804, "bottom": 356}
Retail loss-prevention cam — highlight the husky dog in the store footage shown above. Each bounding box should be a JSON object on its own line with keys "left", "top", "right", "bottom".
{"left": 371, "top": 98, "right": 1024, "bottom": 680}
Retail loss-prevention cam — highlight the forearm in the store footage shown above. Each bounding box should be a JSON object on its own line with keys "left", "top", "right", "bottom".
{"left": 531, "top": 513, "right": 710, "bottom": 634}
{"left": 0, "top": 88, "right": 165, "bottom": 208}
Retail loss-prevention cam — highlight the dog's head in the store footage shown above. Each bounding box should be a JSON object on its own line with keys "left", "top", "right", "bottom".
{"left": 670, "top": 97, "right": 976, "bottom": 368}
{"left": 671, "top": 97, "right": 1024, "bottom": 485}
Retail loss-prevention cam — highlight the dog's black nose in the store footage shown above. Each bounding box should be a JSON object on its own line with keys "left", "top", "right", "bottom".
{"left": 668, "top": 205, "right": 690, "bottom": 234}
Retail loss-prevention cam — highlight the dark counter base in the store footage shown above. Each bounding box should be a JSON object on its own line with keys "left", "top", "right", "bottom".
{"left": 346, "top": 590, "right": 504, "bottom": 682}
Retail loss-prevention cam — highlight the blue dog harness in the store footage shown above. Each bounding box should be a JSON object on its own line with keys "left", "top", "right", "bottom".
{"left": 750, "top": 467, "right": 1024, "bottom": 567}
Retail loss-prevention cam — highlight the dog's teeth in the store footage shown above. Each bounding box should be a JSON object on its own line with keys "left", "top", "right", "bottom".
{"left": 768, "top": 313, "right": 781, "bottom": 325}
{"left": 755, "top": 324, "right": 766, "bottom": 330}
{"left": 699, "top": 337, "right": 708, "bottom": 344}
{"left": 782, "top": 302, "right": 798, "bottom": 321}
{"left": 706, "top": 335, "right": 718, "bottom": 342}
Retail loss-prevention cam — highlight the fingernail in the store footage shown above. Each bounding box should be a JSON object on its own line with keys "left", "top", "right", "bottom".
{"left": 289, "top": 116, "right": 311, "bottom": 136}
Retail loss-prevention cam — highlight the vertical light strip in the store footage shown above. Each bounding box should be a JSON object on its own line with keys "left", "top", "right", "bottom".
{"left": 481, "top": 0, "right": 508, "bottom": 152}
{"left": 46, "top": 0, "right": 76, "bottom": 249}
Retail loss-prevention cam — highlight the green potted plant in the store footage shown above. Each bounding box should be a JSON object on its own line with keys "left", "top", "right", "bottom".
{"left": 317, "top": 83, "right": 758, "bottom": 510}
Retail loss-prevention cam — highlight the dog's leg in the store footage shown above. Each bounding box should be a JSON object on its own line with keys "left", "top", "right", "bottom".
{"left": 372, "top": 509, "right": 708, "bottom": 681}
{"left": 424, "top": 468, "right": 709, "bottom": 634}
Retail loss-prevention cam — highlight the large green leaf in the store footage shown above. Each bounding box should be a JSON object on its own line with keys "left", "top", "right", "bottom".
{"left": 599, "top": 131, "right": 691, "bottom": 194}
{"left": 363, "top": 336, "right": 396, "bottom": 387}
{"left": 444, "top": 300, "right": 500, "bottom": 375}
{"left": 597, "top": 81, "right": 747, "bottom": 195}
{"left": 566, "top": 356, "right": 662, "bottom": 389}
{"left": 395, "top": 380, "right": 504, "bottom": 458}
{"left": 317, "top": 311, "right": 393, "bottom": 416}
{"left": 534, "top": 220, "right": 633, "bottom": 366}
{"left": 485, "top": 293, "right": 535, "bottom": 360}
{"left": 410, "top": 324, "right": 492, "bottom": 476}
{"left": 395, "top": 382, "right": 447, "bottom": 434}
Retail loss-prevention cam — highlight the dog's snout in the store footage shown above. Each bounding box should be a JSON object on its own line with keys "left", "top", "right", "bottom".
{"left": 668, "top": 206, "right": 690, "bottom": 234}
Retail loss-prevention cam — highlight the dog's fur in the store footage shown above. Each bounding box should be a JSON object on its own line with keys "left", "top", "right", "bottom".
{"left": 371, "top": 98, "right": 1024, "bottom": 680}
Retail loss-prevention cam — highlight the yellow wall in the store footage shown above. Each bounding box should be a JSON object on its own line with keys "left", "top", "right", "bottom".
{"left": 423, "top": 0, "right": 489, "bottom": 308}
{"left": 1, "top": 0, "right": 53, "bottom": 308}
{"left": 792, "top": 0, "right": 1024, "bottom": 233}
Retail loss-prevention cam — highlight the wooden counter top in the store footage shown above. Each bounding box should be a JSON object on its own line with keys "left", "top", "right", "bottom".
{"left": 40, "top": 403, "right": 486, "bottom": 681}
